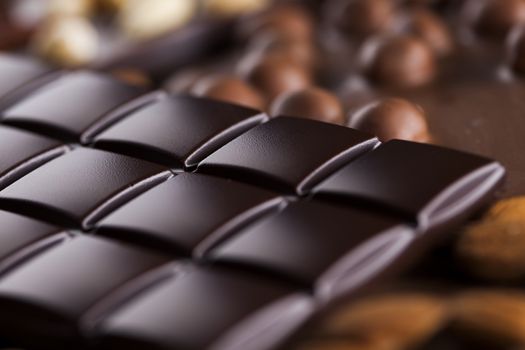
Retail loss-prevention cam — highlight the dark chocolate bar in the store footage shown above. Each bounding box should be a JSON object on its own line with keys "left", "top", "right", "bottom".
{"left": 0, "top": 53, "right": 505, "bottom": 349}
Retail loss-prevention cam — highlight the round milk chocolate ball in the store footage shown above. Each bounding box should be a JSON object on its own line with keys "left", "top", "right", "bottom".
{"left": 192, "top": 75, "right": 265, "bottom": 109}
{"left": 243, "top": 55, "right": 312, "bottom": 100}
{"left": 348, "top": 98, "right": 430, "bottom": 142}
{"left": 239, "top": 4, "right": 314, "bottom": 42}
{"left": 475, "top": 0, "right": 525, "bottom": 39}
{"left": 334, "top": 0, "right": 395, "bottom": 38}
{"left": 270, "top": 87, "right": 345, "bottom": 124}
{"left": 361, "top": 35, "right": 436, "bottom": 88}
{"left": 248, "top": 33, "right": 317, "bottom": 69}
{"left": 406, "top": 10, "right": 453, "bottom": 56}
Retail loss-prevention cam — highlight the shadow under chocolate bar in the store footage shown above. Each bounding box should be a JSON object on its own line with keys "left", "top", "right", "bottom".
{"left": 0, "top": 54, "right": 506, "bottom": 350}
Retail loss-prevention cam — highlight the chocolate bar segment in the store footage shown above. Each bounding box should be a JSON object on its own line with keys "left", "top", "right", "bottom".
{"left": 2, "top": 71, "right": 153, "bottom": 141}
{"left": 0, "top": 210, "right": 65, "bottom": 274}
{"left": 96, "top": 173, "right": 282, "bottom": 255}
{"left": 0, "top": 148, "right": 171, "bottom": 229}
{"left": 93, "top": 95, "right": 267, "bottom": 168}
{"left": 314, "top": 140, "right": 505, "bottom": 228}
{"left": 0, "top": 235, "right": 171, "bottom": 345}
{"left": 198, "top": 117, "right": 379, "bottom": 194}
{"left": 206, "top": 200, "right": 413, "bottom": 298}
{"left": 0, "top": 54, "right": 58, "bottom": 110}
{"left": 0, "top": 55, "right": 49, "bottom": 97}
{"left": 0, "top": 126, "right": 67, "bottom": 190}
{"left": 97, "top": 266, "right": 312, "bottom": 350}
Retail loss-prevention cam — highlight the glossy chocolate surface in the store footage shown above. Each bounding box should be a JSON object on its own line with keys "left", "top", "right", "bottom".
{"left": 0, "top": 126, "right": 66, "bottom": 189}
{"left": 93, "top": 95, "right": 266, "bottom": 168}
{"left": 314, "top": 140, "right": 504, "bottom": 228}
{"left": 199, "top": 116, "right": 379, "bottom": 194}
{"left": 97, "top": 266, "right": 311, "bottom": 350}
{"left": 0, "top": 54, "right": 506, "bottom": 349}
{"left": 3, "top": 72, "right": 149, "bottom": 141}
{"left": 0, "top": 148, "right": 170, "bottom": 229}
{"left": 0, "top": 55, "right": 46, "bottom": 96}
{"left": 0, "top": 210, "right": 64, "bottom": 274}
{"left": 0, "top": 235, "right": 170, "bottom": 340}
{"left": 97, "top": 173, "right": 281, "bottom": 254}
{"left": 208, "top": 200, "right": 413, "bottom": 296}
{"left": 0, "top": 55, "right": 56, "bottom": 109}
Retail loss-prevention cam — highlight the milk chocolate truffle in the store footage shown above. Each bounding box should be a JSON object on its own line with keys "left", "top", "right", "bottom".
{"left": 238, "top": 4, "right": 314, "bottom": 42}
{"left": 243, "top": 55, "right": 312, "bottom": 100}
{"left": 361, "top": 35, "right": 436, "bottom": 88}
{"left": 348, "top": 98, "right": 430, "bottom": 142}
{"left": 270, "top": 87, "right": 344, "bottom": 125}
{"left": 248, "top": 32, "right": 317, "bottom": 69}
{"left": 474, "top": 0, "right": 525, "bottom": 39}
{"left": 405, "top": 9, "right": 453, "bottom": 56}
{"left": 191, "top": 75, "right": 266, "bottom": 109}
{"left": 332, "top": 0, "right": 396, "bottom": 39}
